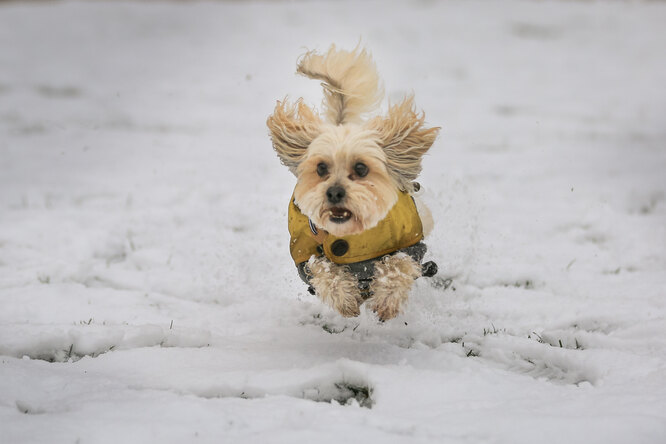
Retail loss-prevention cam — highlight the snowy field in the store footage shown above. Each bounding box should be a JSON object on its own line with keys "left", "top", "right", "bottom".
{"left": 1, "top": 0, "right": 665, "bottom": 442}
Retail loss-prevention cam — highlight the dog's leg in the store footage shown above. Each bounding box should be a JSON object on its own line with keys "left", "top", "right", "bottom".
{"left": 367, "top": 253, "right": 421, "bottom": 321}
{"left": 307, "top": 257, "right": 361, "bottom": 317}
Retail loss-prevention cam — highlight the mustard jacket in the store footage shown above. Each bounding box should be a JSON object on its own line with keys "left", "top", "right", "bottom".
{"left": 288, "top": 191, "right": 424, "bottom": 265}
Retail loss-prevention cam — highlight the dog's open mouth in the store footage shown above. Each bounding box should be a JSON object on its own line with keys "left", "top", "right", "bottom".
{"left": 327, "top": 207, "right": 353, "bottom": 224}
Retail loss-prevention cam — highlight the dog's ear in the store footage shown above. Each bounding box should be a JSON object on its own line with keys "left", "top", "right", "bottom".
{"left": 267, "top": 99, "right": 322, "bottom": 175}
{"left": 367, "top": 97, "right": 439, "bottom": 191}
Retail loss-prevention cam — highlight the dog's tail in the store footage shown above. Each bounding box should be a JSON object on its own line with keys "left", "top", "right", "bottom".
{"left": 297, "top": 44, "right": 383, "bottom": 125}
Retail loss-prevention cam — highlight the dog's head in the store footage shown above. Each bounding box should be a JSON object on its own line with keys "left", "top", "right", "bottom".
{"left": 267, "top": 45, "right": 439, "bottom": 237}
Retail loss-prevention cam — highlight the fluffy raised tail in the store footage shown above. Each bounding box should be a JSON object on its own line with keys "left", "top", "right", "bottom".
{"left": 297, "top": 45, "right": 383, "bottom": 125}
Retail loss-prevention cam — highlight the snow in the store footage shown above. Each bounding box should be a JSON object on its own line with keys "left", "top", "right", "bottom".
{"left": 1, "top": 0, "right": 665, "bottom": 442}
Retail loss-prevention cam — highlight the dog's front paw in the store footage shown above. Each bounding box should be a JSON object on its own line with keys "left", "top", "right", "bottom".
{"left": 308, "top": 256, "right": 361, "bottom": 317}
{"left": 368, "top": 294, "right": 403, "bottom": 321}
{"left": 367, "top": 253, "right": 421, "bottom": 321}
{"left": 320, "top": 281, "right": 361, "bottom": 318}
{"left": 335, "top": 292, "right": 361, "bottom": 318}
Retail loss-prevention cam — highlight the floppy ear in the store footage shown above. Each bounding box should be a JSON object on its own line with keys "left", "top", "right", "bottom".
{"left": 367, "top": 97, "right": 440, "bottom": 191}
{"left": 267, "top": 98, "right": 322, "bottom": 175}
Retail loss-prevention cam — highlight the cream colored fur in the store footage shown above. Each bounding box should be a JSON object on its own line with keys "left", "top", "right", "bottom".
{"left": 267, "top": 99, "right": 322, "bottom": 175}
{"left": 293, "top": 124, "right": 397, "bottom": 237}
{"left": 267, "top": 45, "right": 439, "bottom": 320}
{"left": 307, "top": 253, "right": 422, "bottom": 321}
{"left": 368, "top": 253, "right": 422, "bottom": 321}
{"left": 367, "top": 97, "right": 440, "bottom": 193}
{"left": 297, "top": 45, "right": 383, "bottom": 125}
{"left": 308, "top": 256, "right": 362, "bottom": 317}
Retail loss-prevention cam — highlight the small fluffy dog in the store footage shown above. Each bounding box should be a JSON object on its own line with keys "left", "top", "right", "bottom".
{"left": 267, "top": 45, "right": 439, "bottom": 321}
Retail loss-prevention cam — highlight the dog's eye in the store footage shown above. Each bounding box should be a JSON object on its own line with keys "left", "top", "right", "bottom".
{"left": 316, "top": 162, "right": 328, "bottom": 177}
{"left": 354, "top": 162, "right": 369, "bottom": 178}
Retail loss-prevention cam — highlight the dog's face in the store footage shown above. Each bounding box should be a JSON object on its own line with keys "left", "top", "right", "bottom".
{"left": 268, "top": 98, "right": 439, "bottom": 236}
{"left": 294, "top": 124, "right": 397, "bottom": 236}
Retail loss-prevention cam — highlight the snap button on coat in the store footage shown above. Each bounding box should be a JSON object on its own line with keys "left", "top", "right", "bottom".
{"left": 331, "top": 239, "right": 349, "bottom": 256}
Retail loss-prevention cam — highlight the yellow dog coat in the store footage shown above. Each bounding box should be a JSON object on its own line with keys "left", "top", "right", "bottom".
{"left": 288, "top": 191, "right": 424, "bottom": 265}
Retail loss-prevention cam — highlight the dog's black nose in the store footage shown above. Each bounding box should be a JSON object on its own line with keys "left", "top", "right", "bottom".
{"left": 326, "top": 185, "right": 345, "bottom": 204}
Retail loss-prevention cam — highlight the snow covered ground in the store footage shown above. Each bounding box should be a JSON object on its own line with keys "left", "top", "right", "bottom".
{"left": 1, "top": 0, "right": 665, "bottom": 442}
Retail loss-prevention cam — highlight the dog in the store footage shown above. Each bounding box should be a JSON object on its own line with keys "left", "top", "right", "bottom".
{"left": 267, "top": 45, "right": 439, "bottom": 321}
